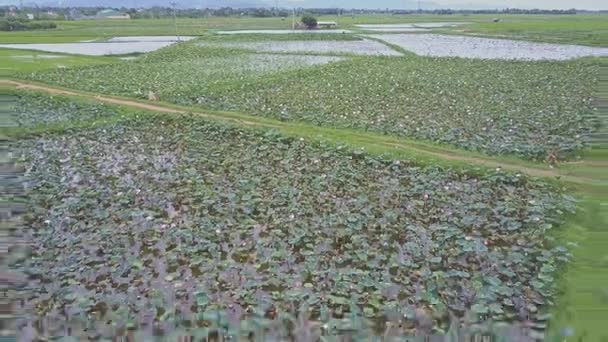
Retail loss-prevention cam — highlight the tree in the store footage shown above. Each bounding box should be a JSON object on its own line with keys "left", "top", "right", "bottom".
{"left": 301, "top": 15, "right": 317, "bottom": 29}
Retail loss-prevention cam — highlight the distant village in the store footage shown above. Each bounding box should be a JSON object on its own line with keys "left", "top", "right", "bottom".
{"left": 1, "top": 5, "right": 598, "bottom": 23}
{"left": 2, "top": 6, "right": 131, "bottom": 20}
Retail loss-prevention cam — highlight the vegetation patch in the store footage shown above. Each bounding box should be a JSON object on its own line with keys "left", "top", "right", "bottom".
{"left": 24, "top": 45, "right": 344, "bottom": 101}
{"left": 0, "top": 48, "right": 116, "bottom": 77}
{"left": 12, "top": 95, "right": 575, "bottom": 337}
{"left": 0, "top": 18, "right": 56, "bottom": 31}
{"left": 25, "top": 44, "right": 598, "bottom": 161}
{"left": 13, "top": 92, "right": 120, "bottom": 127}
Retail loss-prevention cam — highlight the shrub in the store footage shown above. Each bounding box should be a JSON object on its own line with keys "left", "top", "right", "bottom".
{"left": 29, "top": 21, "right": 57, "bottom": 30}
{"left": 0, "top": 18, "right": 56, "bottom": 31}
{"left": 301, "top": 15, "right": 317, "bottom": 29}
{"left": 0, "top": 20, "right": 10, "bottom": 31}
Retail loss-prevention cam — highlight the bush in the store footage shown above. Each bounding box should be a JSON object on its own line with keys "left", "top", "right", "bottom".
{"left": 301, "top": 15, "right": 317, "bottom": 29}
{"left": 29, "top": 21, "right": 57, "bottom": 30}
{"left": 0, "top": 20, "right": 10, "bottom": 31}
{"left": 0, "top": 18, "right": 57, "bottom": 32}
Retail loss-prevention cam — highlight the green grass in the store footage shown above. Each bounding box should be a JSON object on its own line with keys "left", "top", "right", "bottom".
{"left": 456, "top": 14, "right": 608, "bottom": 47}
{"left": 548, "top": 57, "right": 607, "bottom": 340}
{"left": 0, "top": 48, "right": 117, "bottom": 77}
{"left": 560, "top": 148, "right": 608, "bottom": 182}
{"left": 551, "top": 190, "right": 608, "bottom": 341}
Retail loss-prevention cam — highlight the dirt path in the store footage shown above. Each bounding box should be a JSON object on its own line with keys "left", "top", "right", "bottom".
{"left": 2, "top": 79, "right": 598, "bottom": 184}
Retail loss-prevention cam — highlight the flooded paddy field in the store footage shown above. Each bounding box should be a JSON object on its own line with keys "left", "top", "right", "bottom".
{"left": 0, "top": 42, "right": 176, "bottom": 56}
{"left": 369, "top": 34, "right": 608, "bottom": 60}
{"left": 0, "top": 36, "right": 197, "bottom": 56}
{"left": 198, "top": 39, "right": 402, "bottom": 56}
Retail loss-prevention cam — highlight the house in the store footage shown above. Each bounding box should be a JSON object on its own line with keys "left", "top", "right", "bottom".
{"left": 7, "top": 6, "right": 18, "bottom": 17}
{"left": 317, "top": 21, "right": 338, "bottom": 29}
{"left": 96, "top": 9, "right": 131, "bottom": 20}
{"left": 46, "top": 11, "right": 60, "bottom": 18}
{"left": 26, "top": 13, "right": 35, "bottom": 20}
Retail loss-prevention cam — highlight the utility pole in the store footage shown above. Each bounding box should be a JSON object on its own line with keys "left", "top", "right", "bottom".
{"left": 292, "top": 8, "right": 295, "bottom": 30}
{"left": 170, "top": 2, "right": 180, "bottom": 41}
{"left": 417, "top": 0, "right": 421, "bottom": 13}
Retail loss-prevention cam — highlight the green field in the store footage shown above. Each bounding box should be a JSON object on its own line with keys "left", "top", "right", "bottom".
{"left": 459, "top": 14, "right": 608, "bottom": 47}
{"left": 0, "top": 48, "right": 116, "bottom": 77}
{"left": 3, "top": 13, "right": 607, "bottom": 340}
{"left": 20, "top": 41, "right": 599, "bottom": 161}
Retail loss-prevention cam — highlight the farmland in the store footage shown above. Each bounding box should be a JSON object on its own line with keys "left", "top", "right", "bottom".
{"left": 10, "top": 93, "right": 575, "bottom": 338}
{"left": 23, "top": 42, "right": 599, "bottom": 160}
{"left": 3, "top": 12, "right": 607, "bottom": 341}
{"left": 0, "top": 48, "right": 116, "bottom": 77}
{"left": 0, "top": 14, "right": 606, "bottom": 45}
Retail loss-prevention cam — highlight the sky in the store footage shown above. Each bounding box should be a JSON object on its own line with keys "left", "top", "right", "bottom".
{"left": 1, "top": 0, "right": 606, "bottom": 10}
{"left": 278, "top": 0, "right": 606, "bottom": 10}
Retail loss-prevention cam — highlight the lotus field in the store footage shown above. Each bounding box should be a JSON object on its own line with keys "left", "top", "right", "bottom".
{"left": 9, "top": 94, "right": 578, "bottom": 338}
{"left": 24, "top": 41, "right": 598, "bottom": 161}
{"left": 5, "top": 15, "right": 607, "bottom": 341}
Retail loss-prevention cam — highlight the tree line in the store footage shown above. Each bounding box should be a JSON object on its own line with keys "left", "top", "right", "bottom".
{"left": 1, "top": 5, "right": 586, "bottom": 21}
